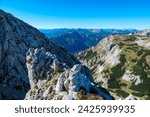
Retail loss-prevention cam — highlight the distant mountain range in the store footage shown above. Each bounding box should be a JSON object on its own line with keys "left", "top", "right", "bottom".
{"left": 40, "top": 29, "right": 138, "bottom": 53}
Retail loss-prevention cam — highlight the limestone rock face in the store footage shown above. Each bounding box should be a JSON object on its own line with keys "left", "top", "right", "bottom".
{"left": 0, "top": 9, "right": 79, "bottom": 99}
{"left": 25, "top": 48, "right": 114, "bottom": 100}
{"left": 122, "top": 70, "right": 143, "bottom": 85}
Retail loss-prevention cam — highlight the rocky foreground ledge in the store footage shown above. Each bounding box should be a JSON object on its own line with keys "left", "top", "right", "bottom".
{"left": 25, "top": 48, "right": 114, "bottom": 100}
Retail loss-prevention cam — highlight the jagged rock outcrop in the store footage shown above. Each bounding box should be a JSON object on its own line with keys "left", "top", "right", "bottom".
{"left": 25, "top": 48, "right": 114, "bottom": 100}
{"left": 0, "top": 9, "right": 79, "bottom": 99}
{"left": 77, "top": 35, "right": 150, "bottom": 100}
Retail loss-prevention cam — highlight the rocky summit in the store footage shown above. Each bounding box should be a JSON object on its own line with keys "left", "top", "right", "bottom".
{"left": 77, "top": 35, "right": 150, "bottom": 100}
{"left": 0, "top": 9, "right": 113, "bottom": 100}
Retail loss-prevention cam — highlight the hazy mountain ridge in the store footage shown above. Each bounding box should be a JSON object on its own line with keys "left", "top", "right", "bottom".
{"left": 41, "top": 28, "right": 138, "bottom": 53}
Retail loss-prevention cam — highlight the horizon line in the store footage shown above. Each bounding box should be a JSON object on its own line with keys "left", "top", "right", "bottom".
{"left": 38, "top": 28, "right": 147, "bottom": 30}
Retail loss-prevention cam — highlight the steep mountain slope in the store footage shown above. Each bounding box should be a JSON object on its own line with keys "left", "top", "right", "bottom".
{"left": 77, "top": 35, "right": 150, "bottom": 99}
{"left": 41, "top": 29, "right": 137, "bottom": 53}
{"left": 0, "top": 9, "right": 113, "bottom": 100}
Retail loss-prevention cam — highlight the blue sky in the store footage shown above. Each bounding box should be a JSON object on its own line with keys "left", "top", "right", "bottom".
{"left": 0, "top": 0, "right": 150, "bottom": 29}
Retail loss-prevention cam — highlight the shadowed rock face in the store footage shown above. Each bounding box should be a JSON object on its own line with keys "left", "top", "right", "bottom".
{"left": 0, "top": 9, "right": 79, "bottom": 99}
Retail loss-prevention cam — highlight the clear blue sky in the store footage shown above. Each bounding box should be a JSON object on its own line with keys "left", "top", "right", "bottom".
{"left": 0, "top": 0, "right": 150, "bottom": 29}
